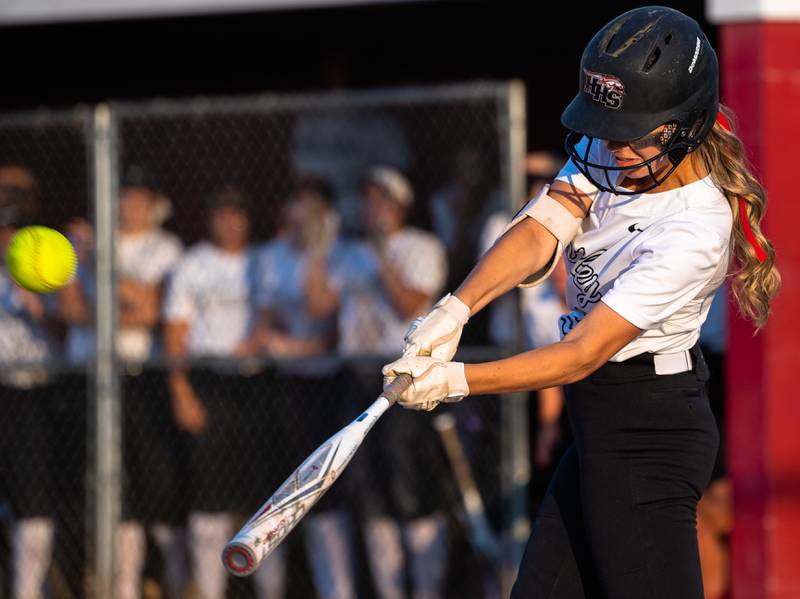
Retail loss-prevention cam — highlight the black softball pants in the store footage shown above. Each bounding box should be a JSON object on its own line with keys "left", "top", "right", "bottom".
{"left": 511, "top": 344, "right": 719, "bottom": 599}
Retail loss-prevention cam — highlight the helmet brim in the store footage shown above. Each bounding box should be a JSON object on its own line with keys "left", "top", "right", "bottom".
{"left": 561, "top": 93, "right": 667, "bottom": 142}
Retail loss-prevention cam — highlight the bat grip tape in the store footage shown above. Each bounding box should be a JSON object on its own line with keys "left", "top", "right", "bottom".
{"left": 381, "top": 373, "right": 413, "bottom": 406}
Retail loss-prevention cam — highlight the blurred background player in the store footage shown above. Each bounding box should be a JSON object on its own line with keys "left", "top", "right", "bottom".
{"left": 162, "top": 187, "right": 258, "bottom": 599}
{"left": 307, "top": 165, "right": 450, "bottom": 599}
{"left": 246, "top": 176, "right": 357, "bottom": 599}
{"left": 0, "top": 164, "right": 56, "bottom": 599}
{"left": 58, "top": 165, "right": 186, "bottom": 599}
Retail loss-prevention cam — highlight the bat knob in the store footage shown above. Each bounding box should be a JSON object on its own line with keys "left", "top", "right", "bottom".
{"left": 222, "top": 543, "right": 256, "bottom": 577}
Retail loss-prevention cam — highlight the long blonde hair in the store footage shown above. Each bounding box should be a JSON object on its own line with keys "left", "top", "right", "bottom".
{"left": 694, "top": 104, "right": 780, "bottom": 330}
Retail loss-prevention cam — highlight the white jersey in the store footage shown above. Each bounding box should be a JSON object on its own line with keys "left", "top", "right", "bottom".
{"left": 117, "top": 229, "right": 182, "bottom": 361}
{"left": 163, "top": 241, "right": 257, "bottom": 358}
{"left": 66, "top": 228, "right": 182, "bottom": 363}
{"left": 553, "top": 138, "right": 733, "bottom": 361}
{"left": 331, "top": 227, "right": 447, "bottom": 357}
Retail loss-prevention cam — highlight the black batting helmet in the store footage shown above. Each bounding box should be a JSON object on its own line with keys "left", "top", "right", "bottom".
{"left": 561, "top": 6, "right": 719, "bottom": 194}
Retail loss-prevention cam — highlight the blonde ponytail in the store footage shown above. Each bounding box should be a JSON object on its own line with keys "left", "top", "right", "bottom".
{"left": 694, "top": 104, "right": 781, "bottom": 330}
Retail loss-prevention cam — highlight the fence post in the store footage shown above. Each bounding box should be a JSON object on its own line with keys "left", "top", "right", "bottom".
{"left": 497, "top": 80, "right": 530, "bottom": 594}
{"left": 90, "top": 103, "right": 120, "bottom": 599}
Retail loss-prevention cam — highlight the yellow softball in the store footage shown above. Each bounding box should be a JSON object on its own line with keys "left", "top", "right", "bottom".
{"left": 4, "top": 226, "right": 78, "bottom": 293}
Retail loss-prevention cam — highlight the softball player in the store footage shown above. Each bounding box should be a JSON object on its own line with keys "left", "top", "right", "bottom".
{"left": 0, "top": 168, "right": 55, "bottom": 599}
{"left": 384, "top": 7, "right": 780, "bottom": 599}
{"left": 163, "top": 187, "right": 258, "bottom": 599}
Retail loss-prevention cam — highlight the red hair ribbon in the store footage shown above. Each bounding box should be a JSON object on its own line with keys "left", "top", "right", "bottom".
{"left": 715, "top": 112, "right": 767, "bottom": 263}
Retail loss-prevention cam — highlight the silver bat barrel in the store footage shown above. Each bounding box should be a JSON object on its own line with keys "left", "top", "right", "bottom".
{"left": 222, "top": 374, "right": 411, "bottom": 576}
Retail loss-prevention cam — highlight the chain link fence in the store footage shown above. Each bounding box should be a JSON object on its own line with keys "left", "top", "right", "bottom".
{"left": 0, "top": 82, "right": 529, "bottom": 599}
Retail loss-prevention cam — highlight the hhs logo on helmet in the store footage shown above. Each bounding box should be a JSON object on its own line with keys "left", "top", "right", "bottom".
{"left": 583, "top": 69, "right": 625, "bottom": 110}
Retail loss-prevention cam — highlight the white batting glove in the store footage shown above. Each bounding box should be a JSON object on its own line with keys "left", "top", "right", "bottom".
{"left": 403, "top": 293, "right": 471, "bottom": 361}
{"left": 382, "top": 356, "right": 469, "bottom": 411}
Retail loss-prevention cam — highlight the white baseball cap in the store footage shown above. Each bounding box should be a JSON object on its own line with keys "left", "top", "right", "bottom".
{"left": 363, "top": 166, "right": 414, "bottom": 208}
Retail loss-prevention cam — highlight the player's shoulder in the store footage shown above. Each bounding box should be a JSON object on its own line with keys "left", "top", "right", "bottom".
{"left": 685, "top": 179, "right": 733, "bottom": 239}
{"left": 641, "top": 211, "right": 730, "bottom": 260}
{"left": 651, "top": 178, "right": 732, "bottom": 244}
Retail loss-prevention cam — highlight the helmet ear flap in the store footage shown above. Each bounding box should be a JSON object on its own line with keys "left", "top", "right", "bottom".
{"left": 685, "top": 109, "right": 716, "bottom": 150}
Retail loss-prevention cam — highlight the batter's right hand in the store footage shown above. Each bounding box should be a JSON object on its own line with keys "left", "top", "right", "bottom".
{"left": 402, "top": 293, "right": 470, "bottom": 361}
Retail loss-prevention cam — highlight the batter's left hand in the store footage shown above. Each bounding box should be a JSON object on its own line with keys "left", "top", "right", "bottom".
{"left": 382, "top": 356, "right": 469, "bottom": 411}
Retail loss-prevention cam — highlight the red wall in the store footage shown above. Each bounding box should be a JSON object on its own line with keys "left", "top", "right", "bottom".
{"left": 721, "top": 22, "right": 800, "bottom": 599}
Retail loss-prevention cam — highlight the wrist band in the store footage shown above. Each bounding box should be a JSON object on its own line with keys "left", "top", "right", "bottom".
{"left": 445, "top": 361, "right": 469, "bottom": 399}
{"left": 437, "top": 293, "right": 471, "bottom": 325}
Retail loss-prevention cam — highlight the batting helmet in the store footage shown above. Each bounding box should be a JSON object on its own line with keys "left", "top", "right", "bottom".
{"left": 561, "top": 6, "right": 719, "bottom": 194}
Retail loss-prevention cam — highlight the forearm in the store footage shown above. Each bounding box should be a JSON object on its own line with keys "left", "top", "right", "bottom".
{"left": 378, "top": 264, "right": 428, "bottom": 319}
{"left": 168, "top": 368, "right": 192, "bottom": 392}
{"left": 388, "top": 302, "right": 641, "bottom": 411}
{"left": 119, "top": 309, "right": 158, "bottom": 327}
{"left": 465, "top": 303, "right": 640, "bottom": 395}
{"left": 164, "top": 321, "right": 189, "bottom": 369}
{"left": 464, "top": 339, "right": 596, "bottom": 395}
{"left": 118, "top": 278, "right": 147, "bottom": 303}
{"left": 455, "top": 217, "right": 558, "bottom": 315}
{"left": 58, "top": 281, "right": 91, "bottom": 324}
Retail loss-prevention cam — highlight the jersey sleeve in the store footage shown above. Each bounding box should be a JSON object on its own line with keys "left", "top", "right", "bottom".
{"left": 600, "top": 220, "right": 729, "bottom": 330}
{"left": 146, "top": 235, "right": 183, "bottom": 284}
{"left": 555, "top": 136, "right": 605, "bottom": 197}
{"left": 162, "top": 256, "right": 196, "bottom": 324}
{"left": 159, "top": 236, "right": 184, "bottom": 279}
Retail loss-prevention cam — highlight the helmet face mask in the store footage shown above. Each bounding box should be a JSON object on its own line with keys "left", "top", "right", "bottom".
{"left": 565, "top": 131, "right": 688, "bottom": 195}
{"left": 561, "top": 6, "right": 719, "bottom": 195}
